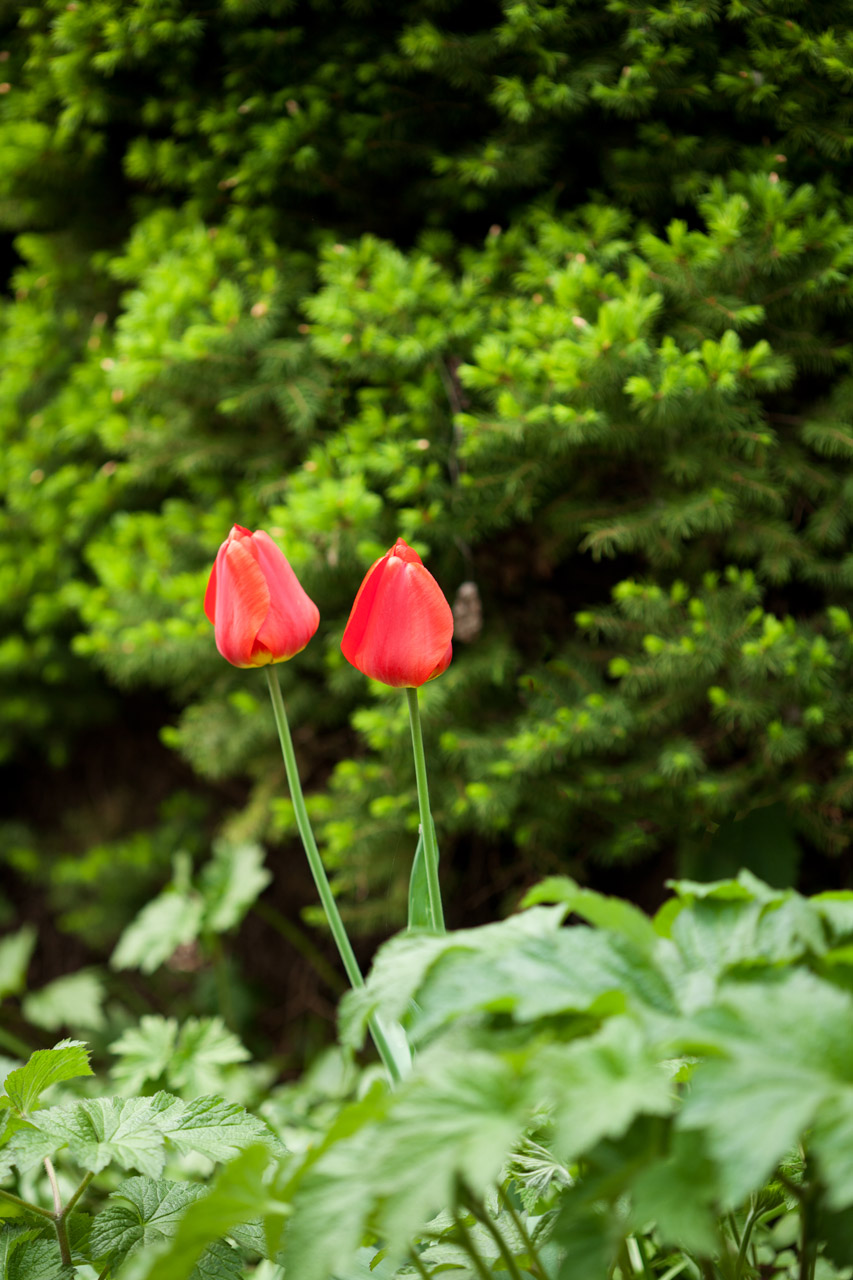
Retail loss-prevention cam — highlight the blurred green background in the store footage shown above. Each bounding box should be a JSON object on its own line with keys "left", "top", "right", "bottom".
{"left": 4, "top": 0, "right": 853, "bottom": 1066}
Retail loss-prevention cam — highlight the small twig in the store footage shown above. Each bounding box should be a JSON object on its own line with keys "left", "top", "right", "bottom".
{"left": 0, "top": 1187, "right": 54, "bottom": 1219}
{"left": 64, "top": 1169, "right": 94, "bottom": 1215}
{"left": 44, "top": 1158, "right": 71, "bottom": 1266}
{"left": 44, "top": 1158, "right": 62, "bottom": 1215}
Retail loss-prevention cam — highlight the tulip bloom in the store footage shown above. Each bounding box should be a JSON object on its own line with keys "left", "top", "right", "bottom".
{"left": 341, "top": 538, "right": 453, "bottom": 687}
{"left": 204, "top": 525, "right": 319, "bottom": 668}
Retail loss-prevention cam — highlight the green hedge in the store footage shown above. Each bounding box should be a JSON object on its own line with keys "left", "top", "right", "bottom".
{"left": 3, "top": 0, "right": 853, "bottom": 944}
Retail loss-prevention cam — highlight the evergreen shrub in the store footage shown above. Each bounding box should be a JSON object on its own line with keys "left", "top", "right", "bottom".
{"left": 3, "top": 0, "right": 853, "bottom": 944}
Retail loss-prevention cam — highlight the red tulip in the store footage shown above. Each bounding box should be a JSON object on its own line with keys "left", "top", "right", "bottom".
{"left": 204, "top": 525, "right": 319, "bottom": 668}
{"left": 341, "top": 538, "right": 453, "bottom": 687}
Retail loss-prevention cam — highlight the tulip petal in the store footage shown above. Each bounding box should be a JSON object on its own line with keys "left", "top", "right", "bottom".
{"left": 203, "top": 556, "right": 219, "bottom": 625}
{"left": 340, "top": 552, "right": 390, "bottom": 667}
{"left": 251, "top": 531, "right": 320, "bottom": 661}
{"left": 342, "top": 551, "right": 453, "bottom": 687}
{"left": 213, "top": 538, "right": 271, "bottom": 667}
{"left": 204, "top": 526, "right": 254, "bottom": 625}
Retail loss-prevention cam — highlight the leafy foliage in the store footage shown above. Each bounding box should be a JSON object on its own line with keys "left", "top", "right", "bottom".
{"left": 105, "top": 872, "right": 853, "bottom": 1280}
{"left": 0, "top": 1041, "right": 278, "bottom": 1279}
{"left": 5, "top": 875, "right": 853, "bottom": 1278}
{"left": 111, "top": 842, "right": 270, "bottom": 975}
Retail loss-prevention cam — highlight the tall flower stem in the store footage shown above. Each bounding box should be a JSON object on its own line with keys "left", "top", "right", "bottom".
{"left": 406, "top": 687, "right": 445, "bottom": 932}
{"left": 265, "top": 667, "right": 404, "bottom": 1083}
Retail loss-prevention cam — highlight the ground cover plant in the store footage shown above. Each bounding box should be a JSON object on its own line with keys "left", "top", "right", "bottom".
{"left": 5, "top": 870, "right": 853, "bottom": 1279}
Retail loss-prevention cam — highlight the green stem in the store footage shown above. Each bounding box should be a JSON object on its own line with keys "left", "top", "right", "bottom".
{"left": 0, "top": 1187, "right": 55, "bottom": 1220}
{"left": 727, "top": 1213, "right": 742, "bottom": 1251}
{"left": 453, "top": 1210, "right": 496, "bottom": 1280}
{"left": 44, "top": 1159, "right": 71, "bottom": 1267}
{"left": 409, "top": 1249, "right": 434, "bottom": 1280}
{"left": 734, "top": 1211, "right": 758, "bottom": 1280}
{"left": 64, "top": 1170, "right": 94, "bottom": 1216}
{"left": 406, "top": 687, "right": 445, "bottom": 932}
{"left": 799, "top": 1187, "right": 818, "bottom": 1280}
{"left": 206, "top": 931, "right": 236, "bottom": 1031}
{"left": 498, "top": 1185, "right": 548, "bottom": 1279}
{"left": 265, "top": 667, "right": 403, "bottom": 1084}
{"left": 630, "top": 1234, "right": 655, "bottom": 1280}
{"left": 462, "top": 1185, "right": 528, "bottom": 1280}
{"left": 252, "top": 900, "right": 345, "bottom": 994}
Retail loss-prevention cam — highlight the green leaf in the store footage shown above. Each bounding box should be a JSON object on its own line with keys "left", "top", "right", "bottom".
{"left": 629, "top": 1127, "right": 720, "bottom": 1253}
{"left": 169, "top": 1020, "right": 251, "bottom": 1097}
{"left": 521, "top": 877, "right": 659, "bottom": 951}
{"left": 551, "top": 1196, "right": 624, "bottom": 1280}
{"left": 10, "top": 1096, "right": 171, "bottom": 1178}
{"left": 22, "top": 972, "right": 106, "bottom": 1032}
{"left": 10, "top": 1091, "right": 277, "bottom": 1179}
{"left": 810, "top": 1093, "right": 853, "bottom": 1211}
{"left": 663, "top": 891, "right": 828, "bottom": 1008}
{"left": 110, "top": 1017, "right": 250, "bottom": 1098}
{"left": 343, "top": 906, "right": 676, "bottom": 1054}
{"left": 2, "top": 1042, "right": 92, "bottom": 1117}
{"left": 667, "top": 870, "right": 778, "bottom": 904}
{"left": 407, "top": 830, "right": 433, "bottom": 931}
{"left": 406, "top": 927, "right": 675, "bottom": 1045}
{"left": 282, "top": 1047, "right": 538, "bottom": 1280}
{"left": 679, "top": 972, "right": 853, "bottom": 1205}
{"left": 811, "top": 890, "right": 853, "bottom": 941}
{"left": 111, "top": 1238, "right": 243, "bottom": 1280}
{"left": 89, "top": 1176, "right": 209, "bottom": 1268}
{"left": 340, "top": 906, "right": 569, "bottom": 1048}
{"left": 0, "top": 1225, "right": 43, "bottom": 1274}
{"left": 0, "top": 1223, "right": 70, "bottom": 1280}
{"left": 155, "top": 1093, "right": 278, "bottom": 1165}
{"left": 110, "top": 1017, "right": 179, "bottom": 1095}
{"left": 130, "top": 1145, "right": 286, "bottom": 1280}
{"left": 543, "top": 1018, "right": 675, "bottom": 1160}
{"left": 111, "top": 890, "right": 205, "bottom": 974}
{"left": 199, "top": 841, "right": 272, "bottom": 934}
{"left": 0, "top": 929, "right": 36, "bottom": 1001}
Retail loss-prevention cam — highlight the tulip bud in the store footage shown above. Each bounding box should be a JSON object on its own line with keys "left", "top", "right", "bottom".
{"left": 204, "top": 525, "right": 319, "bottom": 668}
{"left": 341, "top": 538, "right": 453, "bottom": 688}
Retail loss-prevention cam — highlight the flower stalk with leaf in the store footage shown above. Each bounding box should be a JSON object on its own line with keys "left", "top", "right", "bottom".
{"left": 203, "top": 525, "right": 457, "bottom": 1082}
{"left": 340, "top": 537, "right": 453, "bottom": 932}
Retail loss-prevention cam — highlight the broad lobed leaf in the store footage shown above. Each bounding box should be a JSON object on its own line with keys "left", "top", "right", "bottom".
{"left": 7, "top": 1091, "right": 277, "bottom": 1179}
